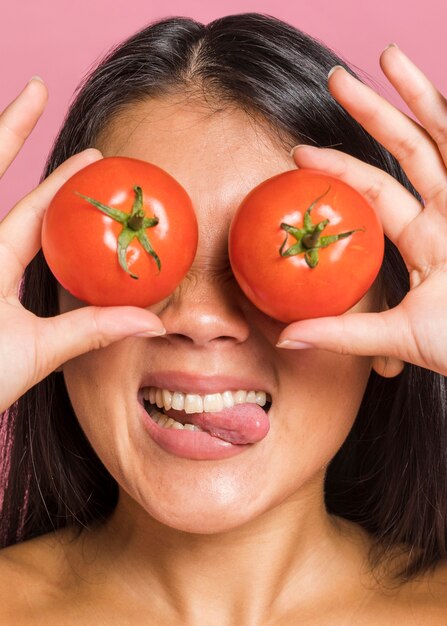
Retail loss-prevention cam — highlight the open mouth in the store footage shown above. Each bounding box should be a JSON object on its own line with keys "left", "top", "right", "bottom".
{"left": 139, "top": 389, "right": 272, "bottom": 446}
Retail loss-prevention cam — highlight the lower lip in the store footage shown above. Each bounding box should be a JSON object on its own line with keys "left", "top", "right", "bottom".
{"left": 138, "top": 401, "right": 253, "bottom": 460}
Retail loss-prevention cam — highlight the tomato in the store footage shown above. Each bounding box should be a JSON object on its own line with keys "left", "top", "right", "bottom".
{"left": 42, "top": 156, "right": 198, "bottom": 307}
{"left": 228, "top": 168, "right": 384, "bottom": 323}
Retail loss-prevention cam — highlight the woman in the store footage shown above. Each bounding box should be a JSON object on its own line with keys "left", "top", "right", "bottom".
{"left": 1, "top": 12, "right": 447, "bottom": 623}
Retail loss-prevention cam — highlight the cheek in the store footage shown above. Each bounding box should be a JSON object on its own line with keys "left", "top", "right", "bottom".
{"left": 62, "top": 353, "right": 106, "bottom": 441}
{"left": 278, "top": 349, "right": 372, "bottom": 470}
{"left": 274, "top": 281, "right": 379, "bottom": 468}
{"left": 61, "top": 342, "right": 130, "bottom": 467}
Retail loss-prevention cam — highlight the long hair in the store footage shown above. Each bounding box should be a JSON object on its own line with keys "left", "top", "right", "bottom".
{"left": 1, "top": 13, "right": 445, "bottom": 584}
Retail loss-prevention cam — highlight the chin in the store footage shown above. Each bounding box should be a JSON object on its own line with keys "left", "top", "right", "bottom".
{"left": 135, "top": 486, "right": 272, "bottom": 535}
{"left": 152, "top": 508, "right": 262, "bottom": 535}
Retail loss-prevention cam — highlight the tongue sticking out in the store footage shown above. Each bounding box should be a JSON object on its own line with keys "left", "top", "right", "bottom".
{"left": 164, "top": 403, "right": 270, "bottom": 445}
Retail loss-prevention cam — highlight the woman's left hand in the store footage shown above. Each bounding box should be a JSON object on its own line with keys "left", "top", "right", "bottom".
{"left": 276, "top": 44, "right": 447, "bottom": 378}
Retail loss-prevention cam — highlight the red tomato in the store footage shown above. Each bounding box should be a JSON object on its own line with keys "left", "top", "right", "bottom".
{"left": 228, "top": 168, "right": 384, "bottom": 323}
{"left": 42, "top": 156, "right": 198, "bottom": 307}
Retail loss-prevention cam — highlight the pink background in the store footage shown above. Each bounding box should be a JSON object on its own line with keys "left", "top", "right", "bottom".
{"left": 0, "top": 0, "right": 446, "bottom": 220}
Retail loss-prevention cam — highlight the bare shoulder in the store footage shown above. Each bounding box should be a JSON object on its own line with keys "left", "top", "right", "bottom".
{"left": 404, "top": 559, "right": 447, "bottom": 622}
{"left": 333, "top": 519, "right": 447, "bottom": 623}
{"left": 360, "top": 558, "right": 447, "bottom": 626}
{"left": 0, "top": 526, "right": 76, "bottom": 575}
{"left": 0, "top": 527, "right": 78, "bottom": 620}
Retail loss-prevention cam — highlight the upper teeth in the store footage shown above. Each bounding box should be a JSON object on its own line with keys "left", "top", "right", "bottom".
{"left": 142, "top": 387, "right": 270, "bottom": 414}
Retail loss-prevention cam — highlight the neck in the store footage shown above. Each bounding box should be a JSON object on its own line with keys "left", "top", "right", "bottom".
{"left": 72, "top": 472, "right": 372, "bottom": 625}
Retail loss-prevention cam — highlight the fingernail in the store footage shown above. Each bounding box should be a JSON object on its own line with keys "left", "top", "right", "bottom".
{"left": 290, "top": 144, "right": 308, "bottom": 158}
{"left": 382, "top": 43, "right": 398, "bottom": 53}
{"left": 133, "top": 328, "right": 167, "bottom": 337}
{"left": 82, "top": 147, "right": 103, "bottom": 158}
{"left": 276, "top": 339, "right": 314, "bottom": 349}
{"left": 328, "top": 65, "right": 345, "bottom": 80}
{"left": 28, "top": 75, "right": 45, "bottom": 84}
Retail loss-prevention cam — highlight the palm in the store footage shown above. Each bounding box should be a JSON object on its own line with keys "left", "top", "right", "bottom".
{"left": 393, "top": 273, "right": 447, "bottom": 374}
{"left": 388, "top": 193, "right": 447, "bottom": 365}
{"left": 0, "top": 295, "right": 48, "bottom": 410}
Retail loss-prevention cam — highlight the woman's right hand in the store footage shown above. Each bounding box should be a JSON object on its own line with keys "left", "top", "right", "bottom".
{"left": 0, "top": 77, "right": 166, "bottom": 413}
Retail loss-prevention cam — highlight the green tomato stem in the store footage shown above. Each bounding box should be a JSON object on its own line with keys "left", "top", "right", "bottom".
{"left": 279, "top": 185, "right": 364, "bottom": 268}
{"left": 75, "top": 185, "right": 161, "bottom": 279}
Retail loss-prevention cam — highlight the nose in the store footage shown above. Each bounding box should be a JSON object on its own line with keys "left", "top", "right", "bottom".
{"left": 156, "top": 272, "right": 250, "bottom": 348}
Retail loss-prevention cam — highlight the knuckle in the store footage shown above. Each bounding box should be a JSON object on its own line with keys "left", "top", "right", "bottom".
{"left": 392, "top": 132, "right": 422, "bottom": 164}
{"left": 90, "top": 307, "right": 108, "bottom": 351}
{"left": 425, "top": 182, "right": 447, "bottom": 204}
{"left": 405, "top": 88, "right": 447, "bottom": 147}
{"left": 363, "top": 178, "right": 384, "bottom": 204}
{"left": 0, "top": 119, "right": 27, "bottom": 143}
{"left": 359, "top": 101, "right": 382, "bottom": 128}
{"left": 404, "top": 84, "right": 427, "bottom": 110}
{"left": 336, "top": 343, "right": 351, "bottom": 356}
{"left": 430, "top": 124, "right": 447, "bottom": 148}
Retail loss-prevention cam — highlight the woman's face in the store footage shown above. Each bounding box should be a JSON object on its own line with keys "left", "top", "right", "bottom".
{"left": 58, "top": 95, "right": 380, "bottom": 534}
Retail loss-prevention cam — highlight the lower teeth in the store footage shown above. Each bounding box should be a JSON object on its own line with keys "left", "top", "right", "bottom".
{"left": 145, "top": 402, "right": 203, "bottom": 431}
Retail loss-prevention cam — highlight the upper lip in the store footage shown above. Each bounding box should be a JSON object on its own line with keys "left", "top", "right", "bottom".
{"left": 138, "top": 370, "right": 273, "bottom": 397}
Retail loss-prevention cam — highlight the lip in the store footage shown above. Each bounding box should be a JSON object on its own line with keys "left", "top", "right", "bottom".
{"left": 138, "top": 401, "right": 253, "bottom": 460}
{"left": 138, "top": 370, "right": 273, "bottom": 396}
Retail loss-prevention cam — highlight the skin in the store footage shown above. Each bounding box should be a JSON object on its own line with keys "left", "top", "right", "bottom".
{"left": 2, "top": 44, "right": 447, "bottom": 624}
{"left": 52, "top": 95, "right": 389, "bottom": 625}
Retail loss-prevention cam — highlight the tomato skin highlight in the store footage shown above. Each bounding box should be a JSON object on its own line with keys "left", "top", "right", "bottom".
{"left": 42, "top": 156, "right": 198, "bottom": 307}
{"left": 228, "top": 168, "right": 384, "bottom": 323}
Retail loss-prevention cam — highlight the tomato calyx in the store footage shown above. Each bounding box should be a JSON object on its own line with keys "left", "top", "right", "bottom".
{"left": 279, "top": 186, "right": 364, "bottom": 268}
{"left": 75, "top": 185, "right": 161, "bottom": 279}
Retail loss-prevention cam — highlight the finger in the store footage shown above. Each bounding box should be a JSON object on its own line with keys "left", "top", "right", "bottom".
{"left": 380, "top": 44, "right": 447, "bottom": 175}
{"left": 0, "top": 77, "right": 48, "bottom": 177}
{"left": 275, "top": 307, "right": 406, "bottom": 360}
{"left": 0, "top": 149, "right": 103, "bottom": 293}
{"left": 39, "top": 305, "right": 166, "bottom": 376}
{"left": 291, "top": 144, "right": 421, "bottom": 246}
{"left": 327, "top": 65, "right": 447, "bottom": 204}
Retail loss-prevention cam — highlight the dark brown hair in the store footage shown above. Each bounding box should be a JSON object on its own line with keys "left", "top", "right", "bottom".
{"left": 1, "top": 12, "right": 446, "bottom": 585}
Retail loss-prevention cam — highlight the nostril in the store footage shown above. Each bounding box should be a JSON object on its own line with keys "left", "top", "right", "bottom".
{"left": 166, "top": 333, "right": 193, "bottom": 342}
{"left": 162, "top": 330, "right": 242, "bottom": 344}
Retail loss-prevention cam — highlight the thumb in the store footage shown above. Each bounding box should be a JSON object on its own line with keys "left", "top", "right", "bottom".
{"left": 276, "top": 308, "right": 402, "bottom": 358}
{"left": 40, "top": 305, "right": 166, "bottom": 371}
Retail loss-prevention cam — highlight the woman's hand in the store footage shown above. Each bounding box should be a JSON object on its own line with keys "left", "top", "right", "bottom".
{"left": 0, "top": 78, "right": 166, "bottom": 413}
{"left": 276, "top": 44, "right": 447, "bottom": 378}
